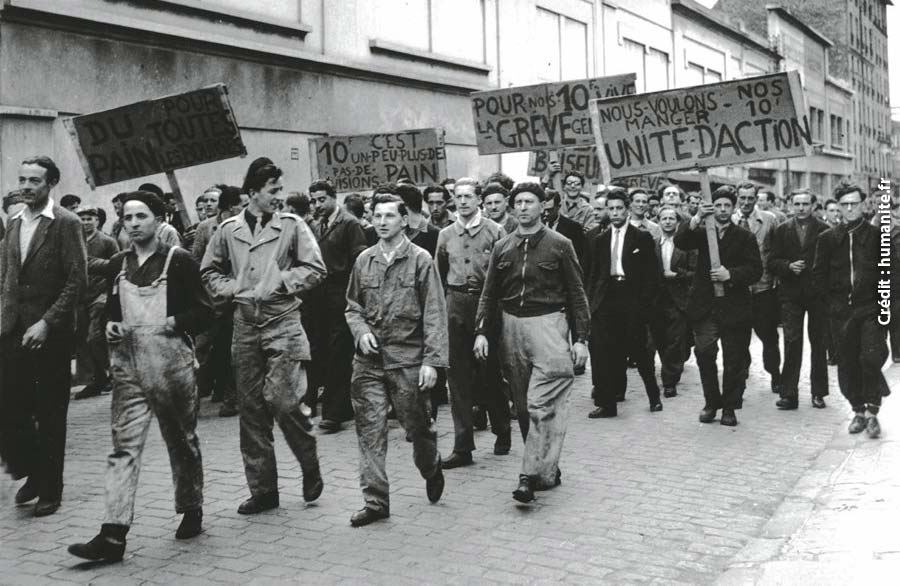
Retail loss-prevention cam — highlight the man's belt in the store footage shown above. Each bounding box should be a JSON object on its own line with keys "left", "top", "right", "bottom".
{"left": 447, "top": 284, "right": 483, "bottom": 296}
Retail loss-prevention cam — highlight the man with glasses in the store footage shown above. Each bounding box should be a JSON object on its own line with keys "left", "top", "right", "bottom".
{"left": 813, "top": 184, "right": 895, "bottom": 438}
{"left": 557, "top": 171, "right": 597, "bottom": 233}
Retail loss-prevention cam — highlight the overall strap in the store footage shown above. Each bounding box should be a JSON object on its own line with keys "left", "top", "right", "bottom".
{"left": 151, "top": 246, "right": 179, "bottom": 287}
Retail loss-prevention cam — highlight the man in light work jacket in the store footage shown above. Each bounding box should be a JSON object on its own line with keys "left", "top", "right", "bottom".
{"left": 202, "top": 161, "right": 326, "bottom": 515}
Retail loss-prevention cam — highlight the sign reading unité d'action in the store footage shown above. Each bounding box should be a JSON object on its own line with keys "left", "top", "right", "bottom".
{"left": 65, "top": 84, "right": 246, "bottom": 187}
{"left": 309, "top": 128, "right": 447, "bottom": 192}
{"left": 589, "top": 71, "right": 812, "bottom": 182}
{"left": 471, "top": 74, "right": 637, "bottom": 155}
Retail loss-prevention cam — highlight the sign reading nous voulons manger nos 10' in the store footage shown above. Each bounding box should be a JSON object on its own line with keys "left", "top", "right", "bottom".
{"left": 588, "top": 71, "right": 812, "bottom": 182}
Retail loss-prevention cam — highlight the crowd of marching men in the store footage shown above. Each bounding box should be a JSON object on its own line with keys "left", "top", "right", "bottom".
{"left": 0, "top": 153, "right": 897, "bottom": 563}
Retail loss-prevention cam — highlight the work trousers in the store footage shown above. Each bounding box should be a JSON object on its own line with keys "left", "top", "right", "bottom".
{"left": 649, "top": 301, "right": 690, "bottom": 389}
{"left": 692, "top": 315, "right": 751, "bottom": 411}
{"left": 499, "top": 311, "right": 573, "bottom": 488}
{"left": 832, "top": 308, "right": 889, "bottom": 414}
{"left": 747, "top": 289, "right": 782, "bottom": 381}
{"left": 104, "top": 331, "right": 203, "bottom": 526}
{"left": 233, "top": 311, "right": 319, "bottom": 497}
{"left": 779, "top": 298, "right": 829, "bottom": 399}
{"left": 304, "top": 286, "right": 354, "bottom": 422}
{"left": 197, "top": 313, "right": 237, "bottom": 405}
{"left": 0, "top": 332, "right": 72, "bottom": 499}
{"left": 75, "top": 299, "right": 110, "bottom": 385}
{"left": 447, "top": 290, "right": 510, "bottom": 453}
{"left": 591, "top": 284, "right": 661, "bottom": 409}
{"left": 350, "top": 358, "right": 440, "bottom": 513}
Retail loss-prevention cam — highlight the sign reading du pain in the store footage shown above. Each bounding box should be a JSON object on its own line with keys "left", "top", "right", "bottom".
{"left": 309, "top": 128, "right": 447, "bottom": 193}
{"left": 471, "top": 74, "right": 637, "bottom": 155}
{"left": 65, "top": 84, "right": 246, "bottom": 187}
{"left": 589, "top": 71, "right": 812, "bottom": 182}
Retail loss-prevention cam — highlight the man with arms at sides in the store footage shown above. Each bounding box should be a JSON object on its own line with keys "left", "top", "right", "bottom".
{"left": 675, "top": 186, "right": 762, "bottom": 427}
{"left": 435, "top": 177, "right": 511, "bottom": 469}
{"left": 813, "top": 184, "right": 896, "bottom": 438}
{"left": 734, "top": 182, "right": 783, "bottom": 396}
{"left": 73, "top": 206, "right": 119, "bottom": 400}
{"left": 306, "top": 179, "right": 368, "bottom": 434}
{"left": 628, "top": 188, "right": 662, "bottom": 243}
{"left": 1, "top": 156, "right": 86, "bottom": 517}
{"left": 344, "top": 190, "right": 448, "bottom": 527}
{"left": 425, "top": 184, "right": 455, "bottom": 230}
{"left": 584, "top": 190, "right": 662, "bottom": 418}
{"left": 202, "top": 161, "right": 326, "bottom": 514}
{"left": 821, "top": 197, "right": 842, "bottom": 365}
{"left": 482, "top": 182, "right": 518, "bottom": 234}
{"left": 768, "top": 192, "right": 830, "bottom": 411}
{"left": 475, "top": 182, "right": 590, "bottom": 503}
{"left": 650, "top": 206, "right": 696, "bottom": 399}
{"left": 582, "top": 190, "right": 610, "bottom": 407}
{"left": 542, "top": 188, "right": 585, "bottom": 267}
{"left": 68, "top": 191, "right": 213, "bottom": 561}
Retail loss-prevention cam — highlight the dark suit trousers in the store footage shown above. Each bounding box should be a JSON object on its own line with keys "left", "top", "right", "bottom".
{"left": 692, "top": 315, "right": 751, "bottom": 410}
{"left": 307, "top": 285, "right": 356, "bottom": 422}
{"left": 447, "top": 291, "right": 510, "bottom": 453}
{"left": 831, "top": 308, "right": 889, "bottom": 414}
{"left": 650, "top": 302, "right": 689, "bottom": 388}
{"left": 592, "top": 282, "right": 661, "bottom": 410}
{"left": 747, "top": 289, "right": 782, "bottom": 381}
{"left": 780, "top": 298, "right": 828, "bottom": 399}
{"left": 0, "top": 332, "right": 72, "bottom": 500}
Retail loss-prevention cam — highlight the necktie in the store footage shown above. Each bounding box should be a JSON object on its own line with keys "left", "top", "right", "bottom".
{"left": 610, "top": 228, "right": 620, "bottom": 276}
{"left": 321, "top": 218, "right": 329, "bottom": 235}
{"left": 798, "top": 223, "right": 807, "bottom": 246}
{"left": 739, "top": 216, "right": 749, "bottom": 230}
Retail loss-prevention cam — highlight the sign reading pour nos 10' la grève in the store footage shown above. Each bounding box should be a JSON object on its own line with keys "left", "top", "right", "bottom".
{"left": 588, "top": 71, "right": 812, "bottom": 182}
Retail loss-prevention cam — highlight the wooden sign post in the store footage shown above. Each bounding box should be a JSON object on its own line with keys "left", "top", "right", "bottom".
{"left": 698, "top": 168, "right": 725, "bottom": 297}
{"left": 165, "top": 170, "right": 191, "bottom": 230}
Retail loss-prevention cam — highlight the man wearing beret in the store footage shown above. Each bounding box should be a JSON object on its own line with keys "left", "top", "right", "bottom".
{"left": 675, "top": 185, "right": 762, "bottom": 427}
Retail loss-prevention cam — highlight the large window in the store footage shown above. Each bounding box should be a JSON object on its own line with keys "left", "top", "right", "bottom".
{"left": 375, "top": 0, "right": 485, "bottom": 63}
{"left": 535, "top": 7, "right": 588, "bottom": 82}
{"left": 621, "top": 39, "right": 669, "bottom": 92}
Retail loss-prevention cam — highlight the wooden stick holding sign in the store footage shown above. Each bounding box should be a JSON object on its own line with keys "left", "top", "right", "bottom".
{"left": 548, "top": 150, "right": 563, "bottom": 193}
{"left": 165, "top": 170, "right": 192, "bottom": 230}
{"left": 698, "top": 169, "right": 725, "bottom": 297}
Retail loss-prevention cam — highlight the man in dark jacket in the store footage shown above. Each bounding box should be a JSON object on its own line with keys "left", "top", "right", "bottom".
{"left": 675, "top": 185, "right": 762, "bottom": 427}
{"left": 812, "top": 184, "right": 896, "bottom": 438}
{"left": 768, "top": 192, "right": 830, "bottom": 410}
{"left": 0, "top": 156, "right": 87, "bottom": 516}
{"left": 542, "top": 189, "right": 585, "bottom": 267}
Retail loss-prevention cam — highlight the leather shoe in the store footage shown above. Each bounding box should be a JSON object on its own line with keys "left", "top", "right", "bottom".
{"left": 650, "top": 402, "right": 663, "bottom": 413}
{"left": 720, "top": 409, "right": 738, "bottom": 427}
{"left": 74, "top": 382, "right": 103, "bottom": 400}
{"left": 34, "top": 499, "right": 61, "bottom": 517}
{"left": 68, "top": 525, "right": 128, "bottom": 562}
{"left": 865, "top": 416, "right": 881, "bottom": 439}
{"left": 493, "top": 431, "right": 511, "bottom": 456}
{"left": 776, "top": 397, "right": 799, "bottom": 410}
{"left": 426, "top": 467, "right": 444, "bottom": 503}
{"left": 771, "top": 379, "right": 784, "bottom": 394}
{"left": 15, "top": 479, "right": 38, "bottom": 505}
{"left": 512, "top": 475, "right": 535, "bottom": 503}
{"left": 237, "top": 493, "right": 279, "bottom": 515}
{"left": 350, "top": 507, "right": 389, "bottom": 527}
{"left": 663, "top": 387, "right": 677, "bottom": 398}
{"left": 848, "top": 413, "right": 867, "bottom": 434}
{"left": 441, "top": 451, "right": 473, "bottom": 469}
{"left": 175, "top": 510, "right": 202, "bottom": 539}
{"left": 588, "top": 407, "right": 616, "bottom": 419}
{"left": 811, "top": 396, "right": 826, "bottom": 409}
{"left": 303, "top": 465, "right": 323, "bottom": 502}
{"left": 698, "top": 408, "right": 717, "bottom": 423}
{"left": 318, "top": 419, "right": 342, "bottom": 434}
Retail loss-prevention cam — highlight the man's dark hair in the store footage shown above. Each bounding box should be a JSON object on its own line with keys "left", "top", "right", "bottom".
{"left": 510, "top": 182, "right": 546, "bottom": 202}
{"left": 791, "top": 191, "right": 817, "bottom": 204}
{"left": 97, "top": 208, "right": 107, "bottom": 229}
{"left": 648, "top": 193, "right": 661, "bottom": 203}
{"left": 308, "top": 180, "right": 336, "bottom": 198}
{"left": 606, "top": 190, "right": 629, "bottom": 206}
{"left": 736, "top": 182, "right": 759, "bottom": 196}
{"left": 629, "top": 188, "right": 649, "bottom": 203}
{"left": 286, "top": 192, "right": 310, "bottom": 216}
{"left": 423, "top": 184, "right": 450, "bottom": 202}
{"left": 833, "top": 182, "right": 866, "bottom": 201}
{"left": 60, "top": 194, "right": 81, "bottom": 208}
{"left": 122, "top": 191, "right": 167, "bottom": 218}
{"left": 440, "top": 178, "right": 456, "bottom": 187}
{"left": 544, "top": 188, "right": 562, "bottom": 207}
{"left": 371, "top": 192, "right": 408, "bottom": 216}
{"left": 562, "top": 171, "right": 585, "bottom": 187}
{"left": 137, "top": 182, "right": 164, "bottom": 198}
{"left": 218, "top": 185, "right": 242, "bottom": 211}
{"left": 195, "top": 194, "right": 207, "bottom": 206}
{"left": 395, "top": 183, "right": 423, "bottom": 214}
{"left": 21, "top": 155, "right": 60, "bottom": 186}
{"left": 658, "top": 183, "right": 686, "bottom": 201}
{"left": 758, "top": 190, "right": 776, "bottom": 203}
{"left": 824, "top": 198, "right": 838, "bottom": 208}
{"left": 712, "top": 185, "right": 737, "bottom": 206}
{"left": 486, "top": 171, "right": 514, "bottom": 192}
{"left": 481, "top": 182, "right": 510, "bottom": 202}
{"left": 241, "top": 157, "right": 273, "bottom": 192}
{"left": 344, "top": 193, "right": 366, "bottom": 219}
{"left": 242, "top": 163, "right": 283, "bottom": 194}
{"left": 112, "top": 192, "right": 127, "bottom": 204}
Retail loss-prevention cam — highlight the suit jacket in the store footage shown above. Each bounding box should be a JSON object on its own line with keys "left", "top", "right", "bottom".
{"left": 551, "top": 214, "right": 586, "bottom": 268}
{"left": 767, "top": 217, "right": 829, "bottom": 303}
{"left": 314, "top": 206, "right": 368, "bottom": 290}
{"left": 674, "top": 222, "right": 762, "bottom": 326}
{"left": 0, "top": 204, "right": 87, "bottom": 338}
{"left": 655, "top": 236, "right": 696, "bottom": 312}
{"left": 584, "top": 222, "right": 658, "bottom": 316}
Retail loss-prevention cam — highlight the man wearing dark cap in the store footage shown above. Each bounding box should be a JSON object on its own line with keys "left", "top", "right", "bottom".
{"left": 117, "top": 183, "right": 182, "bottom": 250}
{"left": 482, "top": 183, "right": 518, "bottom": 234}
{"left": 73, "top": 206, "right": 119, "bottom": 400}
{"left": 475, "top": 182, "right": 590, "bottom": 503}
{"left": 59, "top": 194, "right": 81, "bottom": 212}
{"left": 1, "top": 156, "right": 86, "bottom": 517}
{"left": 675, "top": 186, "right": 762, "bottom": 427}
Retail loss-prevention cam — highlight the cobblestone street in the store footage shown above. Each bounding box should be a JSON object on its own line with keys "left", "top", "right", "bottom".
{"left": 1, "top": 338, "right": 895, "bottom": 585}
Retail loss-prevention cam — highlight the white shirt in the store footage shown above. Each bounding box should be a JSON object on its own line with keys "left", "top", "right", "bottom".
{"left": 456, "top": 210, "right": 483, "bottom": 231}
{"left": 661, "top": 235, "right": 675, "bottom": 274}
{"left": 609, "top": 223, "right": 627, "bottom": 277}
{"left": 14, "top": 197, "right": 54, "bottom": 264}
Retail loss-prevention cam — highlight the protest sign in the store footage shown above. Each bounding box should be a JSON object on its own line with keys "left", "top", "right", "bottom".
{"left": 589, "top": 71, "right": 811, "bottom": 183}
{"left": 64, "top": 84, "right": 246, "bottom": 188}
{"left": 308, "top": 128, "right": 447, "bottom": 192}
{"left": 471, "top": 74, "right": 636, "bottom": 155}
{"left": 527, "top": 147, "right": 668, "bottom": 191}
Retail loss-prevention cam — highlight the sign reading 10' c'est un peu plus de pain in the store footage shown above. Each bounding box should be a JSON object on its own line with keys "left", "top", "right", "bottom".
{"left": 588, "top": 71, "right": 813, "bottom": 182}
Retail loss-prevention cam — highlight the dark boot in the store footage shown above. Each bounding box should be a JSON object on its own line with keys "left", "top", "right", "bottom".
{"left": 302, "top": 464, "right": 324, "bottom": 503}
{"left": 68, "top": 524, "right": 128, "bottom": 562}
{"left": 175, "top": 509, "right": 202, "bottom": 539}
{"left": 512, "top": 475, "right": 534, "bottom": 503}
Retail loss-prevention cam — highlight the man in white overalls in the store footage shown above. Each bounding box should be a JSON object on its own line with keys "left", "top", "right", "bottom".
{"left": 69, "top": 191, "right": 214, "bottom": 562}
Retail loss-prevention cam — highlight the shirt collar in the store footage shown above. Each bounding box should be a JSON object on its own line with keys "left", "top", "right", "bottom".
{"left": 375, "top": 235, "right": 411, "bottom": 263}
{"left": 327, "top": 206, "right": 340, "bottom": 226}
{"left": 513, "top": 224, "right": 547, "bottom": 247}
{"left": 453, "top": 210, "right": 484, "bottom": 235}
{"left": 13, "top": 197, "right": 54, "bottom": 221}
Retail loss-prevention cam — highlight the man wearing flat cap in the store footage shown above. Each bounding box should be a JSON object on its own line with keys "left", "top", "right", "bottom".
{"left": 675, "top": 185, "right": 762, "bottom": 427}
